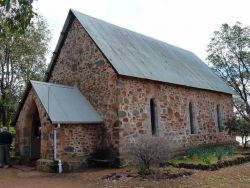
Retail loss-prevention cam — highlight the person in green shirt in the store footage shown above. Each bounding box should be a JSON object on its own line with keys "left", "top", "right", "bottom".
{"left": 0, "top": 127, "right": 13, "bottom": 168}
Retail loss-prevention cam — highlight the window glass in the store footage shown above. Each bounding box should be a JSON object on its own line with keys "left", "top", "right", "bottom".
{"left": 189, "top": 102, "right": 196, "bottom": 134}
{"left": 217, "top": 105, "right": 223, "bottom": 132}
{"left": 150, "top": 98, "right": 157, "bottom": 135}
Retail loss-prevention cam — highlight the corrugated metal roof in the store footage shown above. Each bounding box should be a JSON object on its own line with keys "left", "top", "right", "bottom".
{"left": 31, "top": 81, "right": 103, "bottom": 124}
{"left": 72, "top": 9, "right": 233, "bottom": 94}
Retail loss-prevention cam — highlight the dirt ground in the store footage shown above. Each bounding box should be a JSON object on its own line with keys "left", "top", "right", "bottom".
{"left": 0, "top": 163, "right": 250, "bottom": 188}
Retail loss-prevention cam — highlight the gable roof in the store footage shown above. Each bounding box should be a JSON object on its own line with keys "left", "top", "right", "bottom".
{"left": 31, "top": 81, "right": 103, "bottom": 124}
{"left": 50, "top": 9, "right": 232, "bottom": 94}
{"left": 12, "top": 9, "right": 234, "bottom": 126}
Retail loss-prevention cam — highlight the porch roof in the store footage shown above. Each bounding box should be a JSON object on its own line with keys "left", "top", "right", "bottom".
{"left": 31, "top": 81, "right": 103, "bottom": 124}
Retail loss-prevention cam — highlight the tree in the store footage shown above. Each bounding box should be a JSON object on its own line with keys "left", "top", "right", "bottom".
{"left": 0, "top": 0, "right": 37, "bottom": 128}
{"left": 225, "top": 117, "right": 250, "bottom": 148}
{"left": 207, "top": 22, "right": 250, "bottom": 121}
{"left": 0, "top": 15, "right": 51, "bottom": 127}
{"left": 0, "top": 0, "right": 35, "bottom": 34}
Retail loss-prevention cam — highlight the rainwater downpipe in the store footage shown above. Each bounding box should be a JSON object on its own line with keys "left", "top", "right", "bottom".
{"left": 53, "top": 123, "right": 62, "bottom": 174}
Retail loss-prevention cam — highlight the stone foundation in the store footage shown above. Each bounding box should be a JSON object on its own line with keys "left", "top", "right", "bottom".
{"left": 36, "top": 159, "right": 55, "bottom": 172}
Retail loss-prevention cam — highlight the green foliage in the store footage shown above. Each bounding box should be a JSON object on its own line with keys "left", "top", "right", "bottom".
{"left": 9, "top": 150, "right": 15, "bottom": 158}
{"left": 196, "top": 149, "right": 212, "bottom": 165}
{"left": 164, "top": 166, "right": 178, "bottom": 174}
{"left": 227, "top": 146, "right": 236, "bottom": 156}
{"left": 137, "top": 161, "right": 146, "bottom": 176}
{"left": 225, "top": 117, "right": 250, "bottom": 148}
{"left": 187, "top": 148, "right": 196, "bottom": 159}
{"left": 0, "top": 14, "right": 51, "bottom": 127}
{"left": 0, "top": 0, "right": 36, "bottom": 34}
{"left": 215, "top": 147, "right": 224, "bottom": 161}
{"left": 187, "top": 147, "right": 214, "bottom": 163}
{"left": 8, "top": 126, "right": 15, "bottom": 136}
{"left": 181, "top": 145, "right": 237, "bottom": 165}
{"left": 207, "top": 22, "right": 250, "bottom": 120}
{"left": 0, "top": 0, "right": 45, "bottom": 128}
{"left": 201, "top": 155, "right": 212, "bottom": 165}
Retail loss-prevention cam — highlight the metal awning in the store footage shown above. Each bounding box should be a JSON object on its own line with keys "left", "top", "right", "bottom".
{"left": 31, "top": 80, "right": 103, "bottom": 124}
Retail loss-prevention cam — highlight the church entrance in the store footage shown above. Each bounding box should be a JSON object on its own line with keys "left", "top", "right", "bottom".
{"left": 30, "top": 109, "right": 41, "bottom": 160}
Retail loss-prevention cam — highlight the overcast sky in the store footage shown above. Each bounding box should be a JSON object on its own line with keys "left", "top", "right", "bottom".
{"left": 34, "top": 0, "right": 250, "bottom": 63}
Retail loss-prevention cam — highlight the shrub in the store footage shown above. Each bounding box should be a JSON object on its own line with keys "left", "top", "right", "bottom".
{"left": 187, "top": 148, "right": 196, "bottom": 159}
{"left": 137, "top": 161, "right": 147, "bottom": 176}
{"left": 9, "top": 126, "right": 16, "bottom": 136}
{"left": 215, "top": 147, "right": 224, "bottom": 161}
{"left": 227, "top": 146, "right": 236, "bottom": 156}
{"left": 125, "top": 136, "right": 170, "bottom": 171}
{"left": 225, "top": 117, "right": 250, "bottom": 148}
{"left": 196, "top": 148, "right": 211, "bottom": 162}
{"left": 164, "top": 166, "right": 178, "bottom": 174}
{"left": 200, "top": 151, "right": 212, "bottom": 164}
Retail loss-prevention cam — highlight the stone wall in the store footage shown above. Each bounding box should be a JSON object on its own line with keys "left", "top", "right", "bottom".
{"left": 49, "top": 18, "right": 119, "bottom": 148}
{"left": 57, "top": 124, "right": 101, "bottom": 170}
{"left": 16, "top": 88, "right": 101, "bottom": 170}
{"left": 15, "top": 89, "right": 53, "bottom": 160}
{"left": 117, "top": 77, "right": 235, "bottom": 153}
{"left": 15, "top": 15, "right": 235, "bottom": 170}
{"left": 45, "top": 17, "right": 235, "bottom": 157}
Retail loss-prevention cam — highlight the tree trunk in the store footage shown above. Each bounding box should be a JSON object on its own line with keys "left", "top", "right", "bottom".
{"left": 2, "top": 108, "right": 8, "bottom": 128}
{"left": 1, "top": 93, "right": 9, "bottom": 128}
{"left": 244, "top": 136, "right": 248, "bottom": 149}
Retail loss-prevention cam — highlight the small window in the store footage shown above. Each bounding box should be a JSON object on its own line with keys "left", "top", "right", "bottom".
{"left": 189, "top": 102, "right": 196, "bottom": 134}
{"left": 216, "top": 105, "right": 223, "bottom": 132}
{"left": 150, "top": 98, "right": 157, "bottom": 136}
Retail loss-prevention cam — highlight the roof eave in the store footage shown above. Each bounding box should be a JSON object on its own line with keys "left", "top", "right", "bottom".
{"left": 51, "top": 121, "right": 104, "bottom": 125}
{"left": 44, "top": 9, "right": 75, "bottom": 82}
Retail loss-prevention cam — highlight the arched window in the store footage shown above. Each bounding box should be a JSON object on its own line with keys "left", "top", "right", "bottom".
{"left": 189, "top": 102, "right": 196, "bottom": 134}
{"left": 216, "top": 105, "right": 223, "bottom": 132}
{"left": 150, "top": 98, "right": 157, "bottom": 136}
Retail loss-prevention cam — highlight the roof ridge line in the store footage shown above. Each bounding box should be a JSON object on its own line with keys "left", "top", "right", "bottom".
{"left": 31, "top": 80, "right": 75, "bottom": 89}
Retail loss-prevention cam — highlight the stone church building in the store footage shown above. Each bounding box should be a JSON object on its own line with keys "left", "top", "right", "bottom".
{"left": 14, "top": 9, "right": 235, "bottom": 171}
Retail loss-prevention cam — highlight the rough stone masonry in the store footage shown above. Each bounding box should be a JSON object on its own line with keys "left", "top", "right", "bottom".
{"left": 15, "top": 16, "right": 235, "bottom": 171}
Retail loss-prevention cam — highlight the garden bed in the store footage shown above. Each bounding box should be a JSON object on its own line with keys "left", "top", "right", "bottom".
{"left": 165, "top": 146, "right": 250, "bottom": 171}
{"left": 102, "top": 166, "right": 193, "bottom": 181}
{"left": 166, "top": 155, "right": 250, "bottom": 170}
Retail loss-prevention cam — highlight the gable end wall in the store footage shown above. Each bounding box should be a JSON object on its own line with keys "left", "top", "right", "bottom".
{"left": 48, "top": 18, "right": 119, "bottom": 147}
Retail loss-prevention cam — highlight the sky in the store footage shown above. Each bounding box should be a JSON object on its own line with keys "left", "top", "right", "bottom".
{"left": 33, "top": 0, "right": 250, "bottom": 63}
